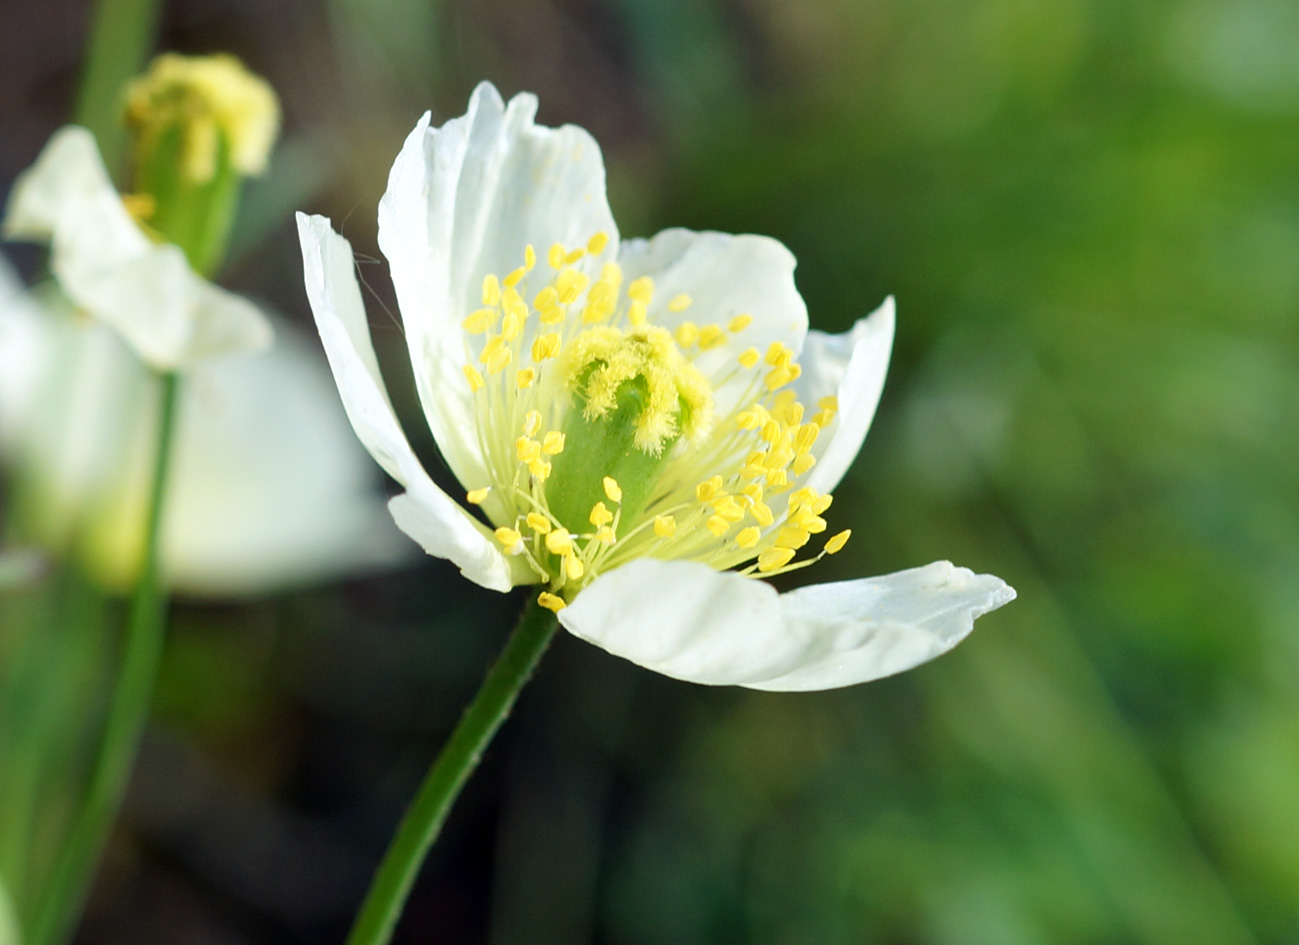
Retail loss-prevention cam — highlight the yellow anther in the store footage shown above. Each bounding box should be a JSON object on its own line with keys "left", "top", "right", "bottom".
{"left": 728, "top": 313, "right": 753, "bottom": 332}
{"left": 538, "top": 591, "right": 566, "bottom": 612}
{"left": 776, "top": 526, "right": 811, "bottom": 550}
{"left": 483, "top": 341, "right": 512, "bottom": 374}
{"left": 792, "top": 510, "right": 828, "bottom": 534}
{"left": 757, "top": 547, "right": 797, "bottom": 572}
{"left": 738, "top": 347, "right": 760, "bottom": 369}
{"left": 545, "top": 528, "right": 574, "bottom": 556}
{"left": 706, "top": 515, "right": 730, "bottom": 537}
{"left": 565, "top": 247, "right": 586, "bottom": 265}
{"left": 695, "top": 475, "right": 724, "bottom": 503}
{"left": 539, "top": 306, "right": 565, "bottom": 325}
{"left": 674, "top": 321, "right": 699, "bottom": 348}
{"left": 765, "top": 366, "right": 795, "bottom": 391}
{"left": 628, "top": 276, "right": 654, "bottom": 304}
{"left": 761, "top": 419, "right": 781, "bottom": 443}
{"left": 121, "top": 192, "right": 157, "bottom": 222}
{"left": 534, "top": 286, "right": 559, "bottom": 309}
{"left": 787, "top": 487, "right": 816, "bottom": 511}
{"left": 654, "top": 514, "right": 677, "bottom": 538}
{"left": 715, "top": 496, "right": 745, "bottom": 523}
{"left": 548, "top": 243, "right": 566, "bottom": 268}
{"left": 482, "top": 273, "right": 502, "bottom": 306}
{"left": 812, "top": 411, "right": 835, "bottom": 429}
{"left": 466, "top": 487, "right": 490, "bottom": 505}
{"left": 565, "top": 555, "right": 585, "bottom": 580}
{"left": 742, "top": 483, "right": 764, "bottom": 503}
{"left": 503, "top": 266, "right": 527, "bottom": 288}
{"left": 766, "top": 468, "right": 788, "bottom": 488}
{"left": 526, "top": 512, "right": 553, "bottom": 534}
{"left": 528, "top": 458, "right": 552, "bottom": 480}
{"left": 818, "top": 395, "right": 839, "bottom": 412}
{"left": 668, "top": 293, "right": 692, "bottom": 313}
{"left": 587, "top": 231, "right": 609, "bottom": 255}
{"left": 525, "top": 244, "right": 537, "bottom": 270}
{"left": 765, "top": 341, "right": 793, "bottom": 367}
{"left": 501, "top": 310, "right": 524, "bottom": 342}
{"left": 627, "top": 300, "right": 648, "bottom": 328}
{"left": 495, "top": 526, "right": 522, "bottom": 549}
{"left": 824, "top": 530, "right": 851, "bottom": 554}
{"left": 516, "top": 437, "right": 541, "bottom": 463}
{"left": 603, "top": 477, "right": 623, "bottom": 503}
{"left": 517, "top": 368, "right": 536, "bottom": 389}
{"left": 780, "top": 403, "right": 805, "bottom": 426}
{"left": 542, "top": 431, "right": 566, "bottom": 454}
{"left": 751, "top": 501, "right": 775, "bottom": 527}
{"left": 523, "top": 410, "right": 542, "bottom": 436}
{"left": 595, "top": 525, "right": 616, "bottom": 545}
{"left": 463, "top": 364, "right": 485, "bottom": 392}
{"left": 736, "top": 526, "right": 762, "bottom": 549}
{"left": 462, "top": 308, "right": 496, "bottom": 333}
{"left": 812, "top": 493, "right": 833, "bottom": 515}
{"left": 792, "top": 453, "right": 816, "bottom": 475}
{"left": 556, "top": 267, "right": 590, "bottom": 304}
{"left": 589, "top": 502, "right": 613, "bottom": 527}
{"left": 532, "top": 332, "right": 562, "bottom": 361}
{"left": 698, "top": 324, "right": 725, "bottom": 350}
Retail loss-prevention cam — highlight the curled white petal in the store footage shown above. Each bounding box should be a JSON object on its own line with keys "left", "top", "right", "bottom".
{"left": 559, "top": 557, "right": 1014, "bottom": 690}
{"left": 615, "top": 228, "right": 809, "bottom": 412}
{"left": 378, "top": 81, "right": 617, "bottom": 490}
{"left": 2, "top": 126, "right": 270, "bottom": 369}
{"left": 297, "top": 211, "right": 519, "bottom": 592}
{"left": 795, "top": 296, "right": 895, "bottom": 494}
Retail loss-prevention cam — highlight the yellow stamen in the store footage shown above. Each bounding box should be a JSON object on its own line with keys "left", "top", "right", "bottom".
{"left": 587, "top": 231, "right": 609, "bottom": 255}
{"left": 542, "top": 431, "right": 566, "bottom": 454}
{"left": 524, "top": 410, "right": 542, "bottom": 436}
{"left": 706, "top": 515, "right": 730, "bottom": 537}
{"left": 668, "top": 293, "right": 692, "bottom": 313}
{"left": 738, "top": 347, "right": 760, "bottom": 369}
{"left": 466, "top": 487, "right": 490, "bottom": 505}
{"left": 728, "top": 314, "right": 753, "bottom": 332}
{"left": 526, "top": 512, "right": 552, "bottom": 534}
{"left": 463, "top": 364, "right": 484, "bottom": 392}
{"left": 516, "top": 368, "right": 536, "bottom": 389}
{"left": 545, "top": 529, "right": 574, "bottom": 556}
{"left": 495, "top": 527, "right": 522, "bottom": 549}
{"left": 589, "top": 502, "right": 613, "bottom": 527}
{"left": 463, "top": 308, "right": 496, "bottom": 334}
{"left": 482, "top": 273, "right": 501, "bottom": 306}
{"left": 538, "top": 591, "right": 566, "bottom": 612}
{"left": 824, "top": 530, "right": 851, "bottom": 554}
{"left": 736, "top": 526, "right": 761, "bottom": 549}
{"left": 654, "top": 515, "right": 676, "bottom": 537}
{"left": 603, "top": 477, "right": 622, "bottom": 503}
{"left": 757, "top": 547, "right": 796, "bottom": 572}
{"left": 564, "top": 555, "right": 585, "bottom": 580}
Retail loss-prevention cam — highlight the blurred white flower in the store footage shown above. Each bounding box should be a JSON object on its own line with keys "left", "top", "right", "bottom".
{"left": 2, "top": 126, "right": 270, "bottom": 369}
{"left": 0, "top": 259, "right": 406, "bottom": 594}
{"left": 297, "top": 82, "right": 1014, "bottom": 690}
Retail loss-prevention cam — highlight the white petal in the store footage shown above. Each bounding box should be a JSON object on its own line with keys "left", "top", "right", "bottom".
{"left": 377, "top": 82, "right": 617, "bottom": 489}
{"left": 3, "top": 127, "right": 271, "bottom": 369}
{"left": 0, "top": 256, "right": 52, "bottom": 453}
{"left": 559, "top": 558, "right": 1013, "bottom": 690}
{"left": 615, "top": 228, "right": 809, "bottom": 412}
{"left": 796, "top": 296, "right": 895, "bottom": 494}
{"left": 297, "top": 211, "right": 518, "bottom": 592}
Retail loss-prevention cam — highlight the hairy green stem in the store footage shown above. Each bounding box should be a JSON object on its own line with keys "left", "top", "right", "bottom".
{"left": 29, "top": 372, "right": 180, "bottom": 945}
{"left": 345, "top": 598, "right": 560, "bottom": 945}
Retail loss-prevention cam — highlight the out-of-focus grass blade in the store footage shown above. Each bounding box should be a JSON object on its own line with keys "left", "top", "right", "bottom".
{"left": 0, "top": 877, "right": 18, "bottom": 945}
{"left": 0, "top": 551, "right": 44, "bottom": 592}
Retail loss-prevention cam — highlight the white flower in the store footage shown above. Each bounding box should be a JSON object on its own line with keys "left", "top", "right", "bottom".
{"left": 297, "top": 82, "right": 1014, "bottom": 690}
{"left": 2, "top": 126, "right": 270, "bottom": 370}
{"left": 0, "top": 258, "right": 406, "bottom": 594}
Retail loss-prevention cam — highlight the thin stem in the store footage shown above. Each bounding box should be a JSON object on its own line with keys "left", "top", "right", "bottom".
{"left": 345, "top": 598, "right": 560, "bottom": 945}
{"left": 29, "top": 372, "right": 181, "bottom": 945}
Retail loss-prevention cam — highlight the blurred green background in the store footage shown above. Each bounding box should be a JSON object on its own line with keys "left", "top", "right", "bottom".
{"left": 3, "top": 0, "right": 1298, "bottom": 942}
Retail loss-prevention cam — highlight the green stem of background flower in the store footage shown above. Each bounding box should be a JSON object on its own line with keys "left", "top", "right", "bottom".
{"left": 29, "top": 372, "right": 181, "bottom": 945}
{"left": 345, "top": 598, "right": 559, "bottom": 945}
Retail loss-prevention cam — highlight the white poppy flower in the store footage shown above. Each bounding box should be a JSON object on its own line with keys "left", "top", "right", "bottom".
{"left": 0, "top": 259, "right": 406, "bottom": 595}
{"left": 2, "top": 126, "right": 271, "bottom": 370}
{"left": 296, "top": 82, "right": 1014, "bottom": 690}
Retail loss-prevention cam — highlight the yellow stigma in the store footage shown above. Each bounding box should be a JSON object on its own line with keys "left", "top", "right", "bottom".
{"left": 125, "top": 53, "right": 279, "bottom": 182}
{"left": 562, "top": 325, "right": 713, "bottom": 454}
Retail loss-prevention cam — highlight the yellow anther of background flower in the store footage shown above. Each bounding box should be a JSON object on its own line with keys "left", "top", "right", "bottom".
{"left": 565, "top": 555, "right": 585, "bottom": 580}
{"left": 589, "top": 502, "right": 613, "bottom": 527}
{"left": 495, "top": 526, "right": 522, "bottom": 548}
{"left": 548, "top": 243, "right": 566, "bottom": 268}
{"left": 668, "top": 293, "right": 692, "bottom": 313}
{"left": 525, "top": 244, "right": 537, "bottom": 269}
{"left": 587, "top": 232, "right": 609, "bottom": 254}
{"left": 738, "top": 347, "right": 760, "bottom": 369}
{"left": 542, "top": 431, "right": 566, "bottom": 454}
{"left": 595, "top": 526, "right": 616, "bottom": 545}
{"left": 466, "top": 487, "right": 490, "bottom": 504}
{"left": 545, "top": 528, "right": 574, "bottom": 556}
{"left": 696, "top": 476, "right": 723, "bottom": 503}
{"left": 526, "top": 511, "right": 552, "bottom": 534}
{"left": 706, "top": 516, "right": 730, "bottom": 537}
{"left": 516, "top": 368, "right": 536, "bottom": 389}
{"left": 654, "top": 515, "right": 676, "bottom": 537}
{"left": 516, "top": 437, "right": 541, "bottom": 463}
{"left": 776, "top": 526, "right": 811, "bottom": 550}
{"left": 675, "top": 322, "right": 699, "bottom": 348}
{"left": 628, "top": 276, "right": 654, "bottom": 304}
{"left": 603, "top": 477, "right": 622, "bottom": 503}
{"left": 698, "top": 324, "right": 725, "bottom": 349}
{"left": 728, "top": 314, "right": 753, "bottom": 332}
{"left": 523, "top": 410, "right": 542, "bottom": 437}
{"left": 463, "top": 308, "right": 496, "bottom": 333}
{"left": 463, "top": 365, "right": 485, "bottom": 392}
{"left": 757, "top": 547, "right": 796, "bottom": 572}
{"left": 736, "top": 526, "right": 761, "bottom": 549}
{"left": 824, "top": 530, "right": 851, "bottom": 554}
{"left": 532, "top": 333, "right": 561, "bottom": 361}
{"left": 482, "top": 274, "right": 501, "bottom": 306}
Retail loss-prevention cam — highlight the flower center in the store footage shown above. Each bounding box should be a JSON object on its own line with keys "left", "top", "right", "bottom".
{"left": 456, "top": 233, "right": 852, "bottom": 610}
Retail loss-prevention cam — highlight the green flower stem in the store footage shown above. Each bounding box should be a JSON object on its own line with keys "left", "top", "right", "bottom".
{"left": 345, "top": 598, "right": 560, "bottom": 945}
{"left": 29, "top": 372, "right": 181, "bottom": 945}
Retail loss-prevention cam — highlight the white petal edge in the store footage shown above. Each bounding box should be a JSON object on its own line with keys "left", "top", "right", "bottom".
{"left": 559, "top": 557, "right": 1014, "bottom": 690}
{"left": 796, "top": 296, "right": 895, "bottom": 495}
{"left": 3, "top": 126, "right": 270, "bottom": 369}
{"left": 614, "top": 228, "right": 809, "bottom": 413}
{"left": 377, "top": 81, "right": 618, "bottom": 492}
{"left": 297, "top": 211, "right": 519, "bottom": 592}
